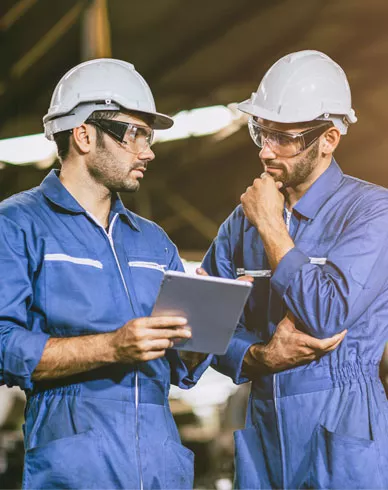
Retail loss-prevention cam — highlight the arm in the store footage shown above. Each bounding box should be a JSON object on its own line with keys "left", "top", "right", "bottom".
{"left": 0, "top": 216, "right": 49, "bottom": 390}
{"left": 242, "top": 312, "right": 346, "bottom": 379}
{"left": 33, "top": 316, "right": 191, "bottom": 381}
{"left": 241, "top": 175, "right": 293, "bottom": 271}
{"left": 202, "top": 215, "right": 346, "bottom": 383}
{"left": 0, "top": 215, "right": 191, "bottom": 388}
{"left": 270, "top": 203, "right": 388, "bottom": 337}
{"left": 241, "top": 175, "right": 388, "bottom": 337}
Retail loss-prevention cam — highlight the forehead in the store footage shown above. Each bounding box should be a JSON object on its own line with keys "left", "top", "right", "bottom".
{"left": 256, "top": 117, "right": 314, "bottom": 133}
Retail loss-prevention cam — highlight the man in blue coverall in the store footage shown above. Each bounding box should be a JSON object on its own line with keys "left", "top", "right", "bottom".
{"left": 0, "top": 58, "right": 343, "bottom": 489}
{"left": 0, "top": 58, "right": 196, "bottom": 490}
{"left": 202, "top": 50, "right": 388, "bottom": 489}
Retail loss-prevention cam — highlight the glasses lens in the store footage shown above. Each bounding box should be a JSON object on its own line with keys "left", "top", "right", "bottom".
{"left": 248, "top": 118, "right": 264, "bottom": 148}
{"left": 272, "top": 132, "right": 303, "bottom": 157}
{"left": 86, "top": 119, "right": 154, "bottom": 154}
{"left": 125, "top": 125, "right": 154, "bottom": 153}
{"left": 248, "top": 119, "right": 303, "bottom": 157}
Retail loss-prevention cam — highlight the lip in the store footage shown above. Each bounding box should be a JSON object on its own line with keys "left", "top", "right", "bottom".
{"left": 132, "top": 168, "right": 146, "bottom": 177}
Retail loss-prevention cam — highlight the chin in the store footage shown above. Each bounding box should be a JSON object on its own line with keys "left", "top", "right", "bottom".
{"left": 108, "top": 180, "right": 140, "bottom": 193}
{"left": 124, "top": 180, "right": 140, "bottom": 193}
{"left": 272, "top": 174, "right": 285, "bottom": 184}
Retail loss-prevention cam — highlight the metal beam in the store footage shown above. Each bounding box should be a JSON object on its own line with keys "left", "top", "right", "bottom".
{"left": 146, "top": 0, "right": 282, "bottom": 83}
{"left": 159, "top": 214, "right": 185, "bottom": 234}
{"left": 81, "top": 0, "right": 112, "bottom": 60}
{"left": 154, "top": 0, "right": 327, "bottom": 106}
{"left": 10, "top": 1, "right": 86, "bottom": 79}
{"left": 163, "top": 190, "right": 219, "bottom": 241}
{"left": 0, "top": 0, "right": 37, "bottom": 31}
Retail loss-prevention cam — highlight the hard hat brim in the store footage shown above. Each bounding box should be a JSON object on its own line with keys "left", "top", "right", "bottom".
{"left": 238, "top": 99, "right": 355, "bottom": 135}
{"left": 238, "top": 99, "right": 316, "bottom": 124}
{"left": 147, "top": 111, "right": 174, "bottom": 130}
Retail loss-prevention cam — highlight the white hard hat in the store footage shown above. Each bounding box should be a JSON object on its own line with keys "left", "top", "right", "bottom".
{"left": 43, "top": 58, "right": 173, "bottom": 140}
{"left": 238, "top": 50, "right": 357, "bottom": 134}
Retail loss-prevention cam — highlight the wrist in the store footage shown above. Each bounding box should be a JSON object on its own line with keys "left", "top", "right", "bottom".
{"left": 179, "top": 351, "right": 207, "bottom": 371}
{"left": 242, "top": 343, "right": 268, "bottom": 378}
{"left": 104, "top": 330, "right": 120, "bottom": 363}
{"left": 256, "top": 216, "right": 286, "bottom": 235}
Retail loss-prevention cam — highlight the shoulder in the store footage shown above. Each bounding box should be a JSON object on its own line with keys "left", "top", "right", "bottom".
{"left": 341, "top": 174, "right": 388, "bottom": 207}
{"left": 0, "top": 187, "right": 43, "bottom": 227}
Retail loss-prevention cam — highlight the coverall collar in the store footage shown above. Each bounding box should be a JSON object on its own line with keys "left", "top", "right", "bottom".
{"left": 292, "top": 158, "right": 344, "bottom": 220}
{"left": 40, "top": 169, "right": 140, "bottom": 231}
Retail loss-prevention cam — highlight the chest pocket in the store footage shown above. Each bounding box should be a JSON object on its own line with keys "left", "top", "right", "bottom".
{"left": 127, "top": 256, "right": 167, "bottom": 316}
{"left": 43, "top": 249, "right": 115, "bottom": 336}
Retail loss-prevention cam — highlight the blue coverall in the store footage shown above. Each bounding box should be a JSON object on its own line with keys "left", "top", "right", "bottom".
{"left": 0, "top": 170, "right": 198, "bottom": 489}
{"left": 203, "top": 160, "right": 388, "bottom": 489}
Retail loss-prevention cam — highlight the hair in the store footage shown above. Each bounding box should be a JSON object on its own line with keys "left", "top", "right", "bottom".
{"left": 53, "top": 109, "right": 120, "bottom": 163}
{"left": 54, "top": 109, "right": 155, "bottom": 163}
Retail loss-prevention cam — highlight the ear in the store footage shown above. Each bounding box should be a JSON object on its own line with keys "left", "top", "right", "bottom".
{"left": 321, "top": 126, "right": 341, "bottom": 155}
{"left": 71, "top": 124, "right": 95, "bottom": 154}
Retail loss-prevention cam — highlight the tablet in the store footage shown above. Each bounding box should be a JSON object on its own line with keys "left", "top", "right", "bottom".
{"left": 151, "top": 270, "right": 252, "bottom": 354}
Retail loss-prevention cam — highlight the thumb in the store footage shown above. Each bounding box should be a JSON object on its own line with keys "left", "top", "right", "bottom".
{"left": 237, "top": 275, "right": 254, "bottom": 283}
{"left": 196, "top": 267, "right": 208, "bottom": 276}
{"left": 286, "top": 310, "right": 296, "bottom": 322}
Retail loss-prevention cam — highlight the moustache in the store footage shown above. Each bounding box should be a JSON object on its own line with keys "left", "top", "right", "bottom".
{"left": 262, "top": 161, "right": 285, "bottom": 170}
{"left": 133, "top": 160, "right": 149, "bottom": 171}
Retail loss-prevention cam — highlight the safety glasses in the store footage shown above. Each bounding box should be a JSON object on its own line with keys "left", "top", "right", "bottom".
{"left": 86, "top": 118, "right": 154, "bottom": 154}
{"left": 248, "top": 118, "right": 332, "bottom": 157}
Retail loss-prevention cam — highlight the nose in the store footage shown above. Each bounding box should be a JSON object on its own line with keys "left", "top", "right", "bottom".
{"left": 259, "top": 140, "right": 276, "bottom": 159}
{"left": 138, "top": 146, "right": 155, "bottom": 162}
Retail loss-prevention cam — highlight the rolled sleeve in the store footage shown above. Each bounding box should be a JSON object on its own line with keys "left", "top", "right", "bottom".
{"left": 270, "top": 196, "right": 388, "bottom": 337}
{"left": 170, "top": 352, "right": 213, "bottom": 389}
{"left": 3, "top": 326, "right": 49, "bottom": 390}
{"left": 0, "top": 216, "right": 48, "bottom": 391}
{"left": 212, "top": 326, "right": 260, "bottom": 384}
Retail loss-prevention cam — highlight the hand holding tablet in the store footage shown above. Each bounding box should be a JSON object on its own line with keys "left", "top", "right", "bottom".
{"left": 151, "top": 270, "right": 252, "bottom": 354}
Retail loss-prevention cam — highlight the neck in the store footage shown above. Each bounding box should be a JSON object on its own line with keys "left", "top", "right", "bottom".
{"left": 59, "top": 158, "right": 112, "bottom": 228}
{"left": 285, "top": 156, "right": 332, "bottom": 210}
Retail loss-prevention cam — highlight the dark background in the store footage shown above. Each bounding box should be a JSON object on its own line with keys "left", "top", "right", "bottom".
{"left": 1, "top": 2, "right": 388, "bottom": 487}
{"left": 1, "top": 0, "right": 388, "bottom": 254}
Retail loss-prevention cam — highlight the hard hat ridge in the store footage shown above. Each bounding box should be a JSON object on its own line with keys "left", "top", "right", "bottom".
{"left": 238, "top": 50, "right": 357, "bottom": 135}
{"left": 43, "top": 58, "right": 173, "bottom": 140}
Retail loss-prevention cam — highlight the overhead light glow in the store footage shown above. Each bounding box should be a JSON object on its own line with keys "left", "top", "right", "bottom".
{"left": 0, "top": 104, "right": 243, "bottom": 166}
{"left": 154, "top": 105, "right": 239, "bottom": 143}
{"left": 0, "top": 133, "right": 57, "bottom": 166}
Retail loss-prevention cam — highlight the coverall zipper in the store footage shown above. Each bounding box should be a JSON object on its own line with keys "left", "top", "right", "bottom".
{"left": 273, "top": 207, "right": 293, "bottom": 488}
{"left": 104, "top": 214, "right": 144, "bottom": 490}
{"left": 272, "top": 376, "right": 284, "bottom": 487}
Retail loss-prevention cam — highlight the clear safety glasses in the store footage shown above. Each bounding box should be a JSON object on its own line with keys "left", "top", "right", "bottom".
{"left": 86, "top": 118, "right": 154, "bottom": 154}
{"left": 248, "top": 118, "right": 331, "bottom": 157}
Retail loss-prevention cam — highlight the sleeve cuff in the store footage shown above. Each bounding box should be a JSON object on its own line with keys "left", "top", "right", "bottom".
{"left": 212, "top": 328, "right": 260, "bottom": 384}
{"left": 171, "top": 352, "right": 213, "bottom": 389}
{"left": 271, "top": 247, "right": 310, "bottom": 297}
{"left": 3, "top": 326, "right": 50, "bottom": 391}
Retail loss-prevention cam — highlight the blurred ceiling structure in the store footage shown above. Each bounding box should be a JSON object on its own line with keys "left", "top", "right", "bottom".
{"left": 1, "top": 0, "right": 388, "bottom": 253}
